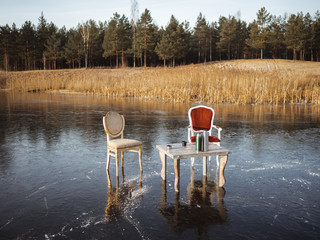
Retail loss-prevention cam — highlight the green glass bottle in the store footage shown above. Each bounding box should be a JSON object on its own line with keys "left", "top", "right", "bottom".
{"left": 196, "top": 133, "right": 202, "bottom": 152}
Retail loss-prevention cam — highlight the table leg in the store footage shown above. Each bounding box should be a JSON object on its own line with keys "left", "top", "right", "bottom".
{"left": 219, "top": 155, "right": 228, "bottom": 187}
{"left": 203, "top": 156, "right": 207, "bottom": 176}
{"left": 191, "top": 158, "right": 194, "bottom": 167}
{"left": 174, "top": 158, "right": 180, "bottom": 192}
{"left": 160, "top": 151, "right": 167, "bottom": 180}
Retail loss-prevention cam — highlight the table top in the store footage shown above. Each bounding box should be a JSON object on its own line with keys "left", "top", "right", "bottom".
{"left": 156, "top": 143, "right": 232, "bottom": 159}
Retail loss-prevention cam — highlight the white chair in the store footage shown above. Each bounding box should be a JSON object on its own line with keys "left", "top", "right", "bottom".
{"left": 103, "top": 111, "right": 142, "bottom": 176}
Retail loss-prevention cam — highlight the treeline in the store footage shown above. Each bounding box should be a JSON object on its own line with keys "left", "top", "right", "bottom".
{"left": 1, "top": 7, "right": 320, "bottom": 71}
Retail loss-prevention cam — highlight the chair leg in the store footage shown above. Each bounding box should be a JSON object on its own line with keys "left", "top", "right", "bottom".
{"left": 139, "top": 146, "right": 143, "bottom": 173}
{"left": 106, "top": 150, "right": 111, "bottom": 173}
{"left": 121, "top": 152, "right": 125, "bottom": 183}
{"left": 106, "top": 169, "right": 112, "bottom": 187}
{"left": 115, "top": 152, "right": 119, "bottom": 177}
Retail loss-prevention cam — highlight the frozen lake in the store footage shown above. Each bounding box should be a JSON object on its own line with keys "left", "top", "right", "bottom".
{"left": 0, "top": 92, "right": 319, "bottom": 239}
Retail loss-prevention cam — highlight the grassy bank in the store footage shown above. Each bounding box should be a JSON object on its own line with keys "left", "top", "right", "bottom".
{"left": 2, "top": 59, "right": 320, "bottom": 105}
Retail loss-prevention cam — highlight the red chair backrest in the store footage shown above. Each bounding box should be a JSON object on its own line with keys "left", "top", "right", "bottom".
{"left": 190, "top": 107, "right": 213, "bottom": 131}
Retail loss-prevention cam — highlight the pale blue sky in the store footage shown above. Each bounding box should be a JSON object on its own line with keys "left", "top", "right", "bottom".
{"left": 0, "top": 0, "right": 319, "bottom": 29}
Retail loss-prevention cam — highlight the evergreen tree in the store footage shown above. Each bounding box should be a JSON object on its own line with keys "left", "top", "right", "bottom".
{"left": 235, "top": 19, "right": 248, "bottom": 59}
{"left": 45, "top": 31, "right": 61, "bottom": 69}
{"left": 314, "top": 11, "right": 320, "bottom": 61}
{"left": 37, "top": 12, "right": 49, "bottom": 70}
{"left": 218, "top": 15, "right": 237, "bottom": 60}
{"left": 246, "top": 21, "right": 260, "bottom": 58}
{"left": 165, "top": 15, "right": 179, "bottom": 66}
{"left": 268, "top": 15, "right": 285, "bottom": 59}
{"left": 94, "top": 21, "right": 107, "bottom": 67}
{"left": 102, "top": 13, "right": 132, "bottom": 68}
{"left": 136, "top": 9, "right": 157, "bottom": 67}
{"left": 20, "top": 21, "right": 37, "bottom": 70}
{"left": 194, "top": 13, "right": 210, "bottom": 63}
{"left": 86, "top": 20, "right": 104, "bottom": 68}
{"left": 64, "top": 28, "right": 83, "bottom": 68}
{"left": 285, "top": 13, "right": 304, "bottom": 60}
{"left": 216, "top": 16, "right": 226, "bottom": 60}
{"left": 9, "top": 23, "right": 21, "bottom": 70}
{"left": 303, "top": 13, "right": 313, "bottom": 60}
{"left": 0, "top": 25, "right": 11, "bottom": 72}
{"left": 256, "top": 7, "right": 271, "bottom": 59}
{"left": 118, "top": 15, "right": 132, "bottom": 67}
{"left": 246, "top": 8, "right": 271, "bottom": 59}
{"left": 208, "top": 22, "right": 219, "bottom": 61}
{"left": 164, "top": 15, "right": 189, "bottom": 67}
{"left": 57, "top": 26, "right": 68, "bottom": 68}
{"left": 155, "top": 31, "right": 173, "bottom": 66}
{"left": 103, "top": 15, "right": 117, "bottom": 67}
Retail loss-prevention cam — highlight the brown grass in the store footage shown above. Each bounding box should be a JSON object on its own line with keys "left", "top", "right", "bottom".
{"left": 2, "top": 59, "right": 320, "bottom": 105}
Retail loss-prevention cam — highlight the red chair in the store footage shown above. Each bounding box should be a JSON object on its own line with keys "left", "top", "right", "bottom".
{"left": 188, "top": 105, "right": 222, "bottom": 146}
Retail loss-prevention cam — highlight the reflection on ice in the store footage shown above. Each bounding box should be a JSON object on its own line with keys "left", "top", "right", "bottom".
{"left": 105, "top": 170, "right": 143, "bottom": 219}
{"left": 159, "top": 165, "right": 227, "bottom": 235}
{"left": 1, "top": 92, "right": 320, "bottom": 239}
{"left": 44, "top": 170, "right": 148, "bottom": 239}
{"left": 105, "top": 170, "right": 148, "bottom": 239}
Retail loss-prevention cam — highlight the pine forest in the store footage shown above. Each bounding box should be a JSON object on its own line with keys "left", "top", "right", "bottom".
{"left": 1, "top": 7, "right": 320, "bottom": 71}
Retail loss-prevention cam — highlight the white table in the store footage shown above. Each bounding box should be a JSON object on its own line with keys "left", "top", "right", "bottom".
{"left": 157, "top": 143, "right": 232, "bottom": 192}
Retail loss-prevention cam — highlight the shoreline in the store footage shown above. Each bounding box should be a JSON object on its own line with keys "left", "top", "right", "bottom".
{"left": 1, "top": 59, "right": 320, "bottom": 105}
{"left": 3, "top": 89, "right": 320, "bottom": 109}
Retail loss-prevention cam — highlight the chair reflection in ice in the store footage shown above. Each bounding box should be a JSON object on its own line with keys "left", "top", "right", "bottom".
{"left": 159, "top": 165, "right": 227, "bottom": 235}
{"left": 105, "top": 170, "right": 143, "bottom": 219}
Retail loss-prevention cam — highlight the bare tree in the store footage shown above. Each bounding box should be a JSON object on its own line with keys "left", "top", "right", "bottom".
{"left": 131, "top": 0, "right": 139, "bottom": 68}
{"left": 80, "top": 21, "right": 90, "bottom": 69}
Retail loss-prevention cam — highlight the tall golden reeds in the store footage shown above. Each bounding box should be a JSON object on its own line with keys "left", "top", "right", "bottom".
{"left": 2, "top": 59, "right": 320, "bottom": 105}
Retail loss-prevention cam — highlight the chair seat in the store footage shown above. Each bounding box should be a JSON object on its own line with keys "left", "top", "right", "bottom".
{"left": 190, "top": 135, "right": 220, "bottom": 143}
{"left": 107, "top": 138, "right": 142, "bottom": 149}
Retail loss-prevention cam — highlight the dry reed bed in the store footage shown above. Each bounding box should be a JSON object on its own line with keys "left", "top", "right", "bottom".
{"left": 2, "top": 59, "right": 320, "bottom": 105}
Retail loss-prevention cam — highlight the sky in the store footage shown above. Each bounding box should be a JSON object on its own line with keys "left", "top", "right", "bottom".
{"left": 0, "top": 0, "right": 319, "bottom": 29}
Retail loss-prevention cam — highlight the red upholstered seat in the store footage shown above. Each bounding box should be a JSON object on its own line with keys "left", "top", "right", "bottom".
{"left": 188, "top": 105, "right": 222, "bottom": 146}
{"left": 190, "top": 135, "right": 220, "bottom": 143}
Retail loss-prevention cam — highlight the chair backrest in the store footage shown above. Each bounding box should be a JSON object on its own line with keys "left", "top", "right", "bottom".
{"left": 188, "top": 105, "right": 214, "bottom": 131}
{"left": 103, "top": 111, "right": 125, "bottom": 139}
